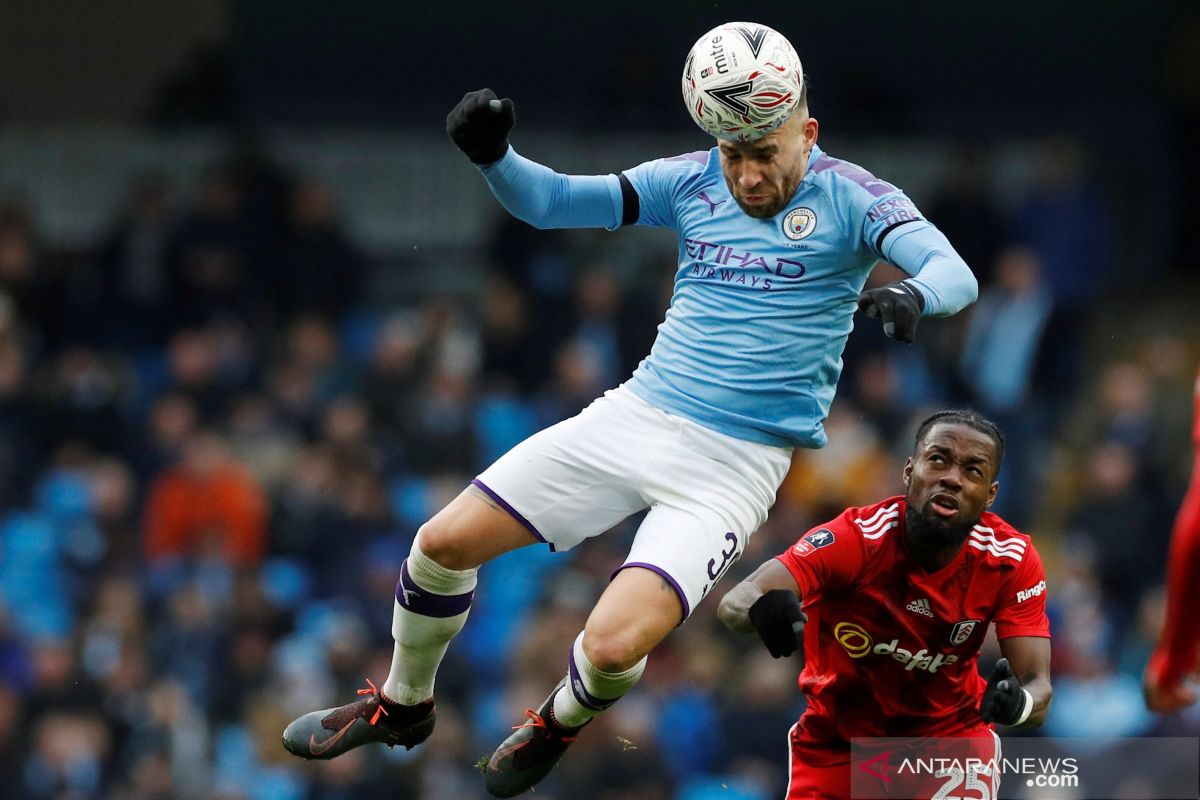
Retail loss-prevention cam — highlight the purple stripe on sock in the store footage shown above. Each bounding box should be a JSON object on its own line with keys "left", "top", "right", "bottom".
{"left": 611, "top": 562, "right": 690, "bottom": 623}
{"left": 568, "top": 647, "right": 619, "bottom": 712}
{"left": 395, "top": 559, "right": 474, "bottom": 618}
{"left": 471, "top": 479, "right": 555, "bottom": 551}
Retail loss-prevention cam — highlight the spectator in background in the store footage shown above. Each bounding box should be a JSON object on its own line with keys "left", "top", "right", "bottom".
{"left": 135, "top": 391, "right": 199, "bottom": 479}
{"left": 273, "top": 179, "right": 365, "bottom": 324}
{"left": 958, "top": 245, "right": 1053, "bottom": 525}
{"left": 479, "top": 276, "right": 541, "bottom": 394}
{"left": 533, "top": 340, "right": 609, "bottom": 428}
{"left": 0, "top": 296, "right": 36, "bottom": 508}
{"left": 1013, "top": 138, "right": 1110, "bottom": 417}
{"left": 847, "top": 353, "right": 909, "bottom": 447}
{"left": 487, "top": 215, "right": 575, "bottom": 355}
{"left": 264, "top": 315, "right": 358, "bottom": 434}
{"left": 776, "top": 403, "right": 890, "bottom": 524}
{"left": 0, "top": 202, "right": 56, "bottom": 344}
{"left": 96, "top": 174, "right": 174, "bottom": 351}
{"left": 1067, "top": 442, "right": 1170, "bottom": 607}
{"left": 927, "top": 145, "right": 1006, "bottom": 288}
{"left": 38, "top": 348, "right": 129, "bottom": 456}
{"left": 571, "top": 270, "right": 623, "bottom": 390}
{"left": 165, "top": 167, "right": 260, "bottom": 330}
{"left": 143, "top": 430, "right": 267, "bottom": 566}
{"left": 363, "top": 312, "right": 428, "bottom": 447}
{"left": 163, "top": 327, "right": 231, "bottom": 423}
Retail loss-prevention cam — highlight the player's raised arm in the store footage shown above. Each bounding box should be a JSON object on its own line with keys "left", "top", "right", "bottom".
{"left": 717, "top": 559, "right": 806, "bottom": 660}
{"left": 446, "top": 88, "right": 629, "bottom": 231}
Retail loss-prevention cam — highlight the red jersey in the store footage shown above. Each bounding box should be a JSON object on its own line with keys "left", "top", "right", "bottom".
{"left": 776, "top": 496, "right": 1049, "bottom": 761}
{"left": 1147, "top": 367, "right": 1200, "bottom": 686}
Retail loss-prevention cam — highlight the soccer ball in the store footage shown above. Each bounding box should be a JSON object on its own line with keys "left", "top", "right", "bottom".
{"left": 681, "top": 22, "right": 804, "bottom": 141}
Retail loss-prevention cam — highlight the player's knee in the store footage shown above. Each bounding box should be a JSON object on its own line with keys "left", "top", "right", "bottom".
{"left": 581, "top": 629, "right": 645, "bottom": 673}
{"left": 414, "top": 520, "right": 474, "bottom": 571}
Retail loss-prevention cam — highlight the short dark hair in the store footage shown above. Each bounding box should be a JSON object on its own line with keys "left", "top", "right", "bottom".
{"left": 913, "top": 409, "right": 1005, "bottom": 475}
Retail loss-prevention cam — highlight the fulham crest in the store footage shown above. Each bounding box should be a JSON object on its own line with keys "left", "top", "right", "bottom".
{"left": 950, "top": 619, "right": 980, "bottom": 646}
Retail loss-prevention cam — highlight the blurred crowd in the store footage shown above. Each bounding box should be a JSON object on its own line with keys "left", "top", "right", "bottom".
{"left": 0, "top": 136, "right": 1197, "bottom": 800}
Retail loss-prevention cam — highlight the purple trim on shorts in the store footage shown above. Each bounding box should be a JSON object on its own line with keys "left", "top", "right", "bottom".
{"left": 395, "top": 559, "right": 474, "bottom": 618}
{"left": 611, "top": 562, "right": 690, "bottom": 623}
{"left": 567, "top": 647, "right": 619, "bottom": 712}
{"left": 470, "top": 479, "right": 555, "bottom": 552}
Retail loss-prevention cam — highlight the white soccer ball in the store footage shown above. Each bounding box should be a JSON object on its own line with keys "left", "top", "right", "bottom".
{"left": 681, "top": 22, "right": 804, "bottom": 141}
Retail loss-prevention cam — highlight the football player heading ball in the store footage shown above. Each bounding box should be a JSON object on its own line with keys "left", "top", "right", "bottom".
{"left": 283, "top": 21, "right": 979, "bottom": 798}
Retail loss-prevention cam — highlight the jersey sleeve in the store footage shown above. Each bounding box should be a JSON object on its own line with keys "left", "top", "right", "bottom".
{"left": 622, "top": 151, "right": 711, "bottom": 230}
{"left": 993, "top": 543, "right": 1051, "bottom": 639}
{"left": 823, "top": 163, "right": 977, "bottom": 317}
{"left": 775, "top": 510, "right": 866, "bottom": 599}
{"left": 479, "top": 148, "right": 625, "bottom": 230}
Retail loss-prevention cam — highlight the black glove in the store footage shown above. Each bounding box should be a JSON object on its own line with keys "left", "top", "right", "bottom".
{"left": 747, "top": 589, "right": 807, "bottom": 660}
{"left": 446, "top": 88, "right": 515, "bottom": 165}
{"left": 856, "top": 280, "right": 925, "bottom": 343}
{"left": 979, "top": 657, "right": 1030, "bottom": 725}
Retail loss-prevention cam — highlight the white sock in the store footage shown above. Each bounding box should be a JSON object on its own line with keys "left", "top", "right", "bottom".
{"left": 382, "top": 536, "right": 478, "bottom": 706}
{"left": 551, "top": 632, "right": 647, "bottom": 729}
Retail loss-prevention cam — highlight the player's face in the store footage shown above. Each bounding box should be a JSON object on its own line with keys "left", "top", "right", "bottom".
{"left": 718, "top": 112, "right": 819, "bottom": 219}
{"left": 902, "top": 423, "right": 1000, "bottom": 545}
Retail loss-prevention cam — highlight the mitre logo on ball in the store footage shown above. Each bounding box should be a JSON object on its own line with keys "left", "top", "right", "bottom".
{"left": 681, "top": 22, "right": 804, "bottom": 141}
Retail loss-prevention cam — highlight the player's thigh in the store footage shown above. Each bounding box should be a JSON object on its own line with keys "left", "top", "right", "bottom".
{"left": 612, "top": 503, "right": 744, "bottom": 624}
{"left": 581, "top": 566, "right": 685, "bottom": 672}
{"left": 473, "top": 391, "right": 664, "bottom": 553}
{"left": 417, "top": 486, "right": 543, "bottom": 570}
{"left": 646, "top": 412, "right": 793, "bottom": 539}
{"left": 787, "top": 729, "right": 851, "bottom": 800}
{"left": 628, "top": 418, "right": 792, "bottom": 617}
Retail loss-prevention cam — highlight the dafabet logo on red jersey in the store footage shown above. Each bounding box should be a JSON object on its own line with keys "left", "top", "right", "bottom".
{"left": 833, "top": 621, "right": 960, "bottom": 674}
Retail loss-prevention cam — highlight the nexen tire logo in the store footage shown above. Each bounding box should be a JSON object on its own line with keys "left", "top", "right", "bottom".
{"left": 834, "top": 621, "right": 959, "bottom": 674}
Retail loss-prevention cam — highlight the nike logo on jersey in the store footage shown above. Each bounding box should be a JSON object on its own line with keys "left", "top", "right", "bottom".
{"left": 905, "top": 598, "right": 934, "bottom": 618}
{"left": 698, "top": 191, "right": 728, "bottom": 216}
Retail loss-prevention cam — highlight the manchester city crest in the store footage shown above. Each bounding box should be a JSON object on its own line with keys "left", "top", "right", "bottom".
{"left": 783, "top": 207, "right": 817, "bottom": 240}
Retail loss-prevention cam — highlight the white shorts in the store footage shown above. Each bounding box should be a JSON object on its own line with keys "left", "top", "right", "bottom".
{"left": 473, "top": 385, "right": 792, "bottom": 619}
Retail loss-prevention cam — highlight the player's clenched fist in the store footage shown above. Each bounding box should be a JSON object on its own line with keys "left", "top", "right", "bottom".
{"left": 856, "top": 280, "right": 925, "bottom": 343}
{"left": 979, "top": 657, "right": 1032, "bottom": 726}
{"left": 446, "top": 88, "right": 515, "bottom": 165}
{"left": 748, "top": 589, "right": 807, "bottom": 660}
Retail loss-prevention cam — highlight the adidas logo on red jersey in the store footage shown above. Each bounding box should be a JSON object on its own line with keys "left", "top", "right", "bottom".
{"left": 905, "top": 598, "right": 934, "bottom": 618}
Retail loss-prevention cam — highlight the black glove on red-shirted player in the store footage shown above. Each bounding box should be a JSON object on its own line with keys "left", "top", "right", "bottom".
{"left": 748, "top": 589, "right": 807, "bottom": 660}
{"left": 980, "top": 657, "right": 1032, "bottom": 725}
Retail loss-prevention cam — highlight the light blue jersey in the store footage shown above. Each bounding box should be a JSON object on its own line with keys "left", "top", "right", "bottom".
{"left": 479, "top": 143, "right": 976, "bottom": 448}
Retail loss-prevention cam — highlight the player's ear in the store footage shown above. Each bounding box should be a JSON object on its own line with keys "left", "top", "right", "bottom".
{"left": 902, "top": 457, "right": 913, "bottom": 485}
{"left": 985, "top": 481, "right": 999, "bottom": 508}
